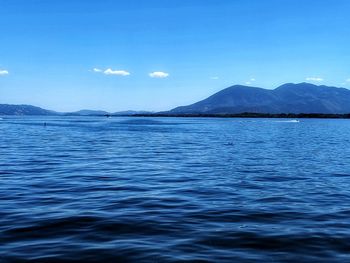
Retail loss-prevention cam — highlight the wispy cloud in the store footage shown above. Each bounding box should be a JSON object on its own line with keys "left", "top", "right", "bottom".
{"left": 91, "top": 68, "right": 130, "bottom": 76}
{"left": 210, "top": 76, "right": 219, "bottom": 80}
{"left": 0, "top": 69, "right": 9, "bottom": 75}
{"left": 104, "top": 68, "right": 130, "bottom": 76}
{"left": 306, "top": 77, "right": 323, "bottom": 82}
{"left": 245, "top": 78, "right": 256, "bottom": 85}
{"left": 346, "top": 78, "right": 350, "bottom": 82}
{"left": 149, "top": 71, "right": 169, "bottom": 78}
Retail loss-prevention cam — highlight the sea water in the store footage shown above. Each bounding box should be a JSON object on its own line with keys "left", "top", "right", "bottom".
{"left": 1, "top": 116, "right": 350, "bottom": 262}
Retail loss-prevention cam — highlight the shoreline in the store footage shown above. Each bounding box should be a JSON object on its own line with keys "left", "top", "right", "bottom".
{"left": 2, "top": 113, "right": 350, "bottom": 119}
{"left": 129, "top": 113, "right": 350, "bottom": 119}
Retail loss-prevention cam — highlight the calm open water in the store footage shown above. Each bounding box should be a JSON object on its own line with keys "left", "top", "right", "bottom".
{"left": 1, "top": 116, "right": 350, "bottom": 262}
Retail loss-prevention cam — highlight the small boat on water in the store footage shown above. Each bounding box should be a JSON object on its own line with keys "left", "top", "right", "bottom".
{"left": 275, "top": 119, "right": 300, "bottom": 123}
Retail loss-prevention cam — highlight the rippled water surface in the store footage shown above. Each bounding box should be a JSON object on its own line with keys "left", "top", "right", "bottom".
{"left": 1, "top": 116, "right": 350, "bottom": 262}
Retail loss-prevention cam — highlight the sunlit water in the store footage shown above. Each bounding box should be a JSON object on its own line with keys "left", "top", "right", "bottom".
{"left": 1, "top": 116, "right": 350, "bottom": 262}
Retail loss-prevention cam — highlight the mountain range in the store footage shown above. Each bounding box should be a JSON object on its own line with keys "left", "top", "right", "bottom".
{"left": 1, "top": 83, "right": 350, "bottom": 115}
{"left": 170, "top": 83, "right": 350, "bottom": 114}
{"left": 0, "top": 105, "right": 152, "bottom": 116}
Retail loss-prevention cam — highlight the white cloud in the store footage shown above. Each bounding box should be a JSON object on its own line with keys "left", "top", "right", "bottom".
{"left": 346, "top": 78, "right": 350, "bottom": 82}
{"left": 306, "top": 77, "right": 323, "bottom": 82}
{"left": 210, "top": 76, "right": 219, "bottom": 80}
{"left": 245, "top": 78, "right": 256, "bottom": 85}
{"left": 93, "top": 68, "right": 102, "bottom": 72}
{"left": 0, "top": 69, "right": 9, "bottom": 75}
{"left": 104, "top": 68, "right": 130, "bottom": 76}
{"left": 149, "top": 71, "right": 169, "bottom": 78}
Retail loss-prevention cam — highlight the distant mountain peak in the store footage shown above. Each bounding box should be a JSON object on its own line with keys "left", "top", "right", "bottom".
{"left": 276, "top": 82, "right": 317, "bottom": 89}
{"left": 170, "top": 82, "right": 350, "bottom": 114}
{"left": 226, "top": 84, "right": 262, "bottom": 90}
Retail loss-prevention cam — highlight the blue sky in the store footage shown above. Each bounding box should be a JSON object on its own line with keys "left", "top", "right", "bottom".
{"left": 1, "top": 0, "right": 350, "bottom": 112}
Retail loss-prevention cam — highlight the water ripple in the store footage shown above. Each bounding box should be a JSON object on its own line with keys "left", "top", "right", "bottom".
{"left": 1, "top": 116, "right": 350, "bottom": 262}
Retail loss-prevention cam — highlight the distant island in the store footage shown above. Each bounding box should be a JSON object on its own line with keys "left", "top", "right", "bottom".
{"left": 2, "top": 83, "right": 350, "bottom": 118}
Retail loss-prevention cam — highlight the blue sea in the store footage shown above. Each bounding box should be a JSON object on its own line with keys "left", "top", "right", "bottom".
{"left": 1, "top": 116, "right": 350, "bottom": 262}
